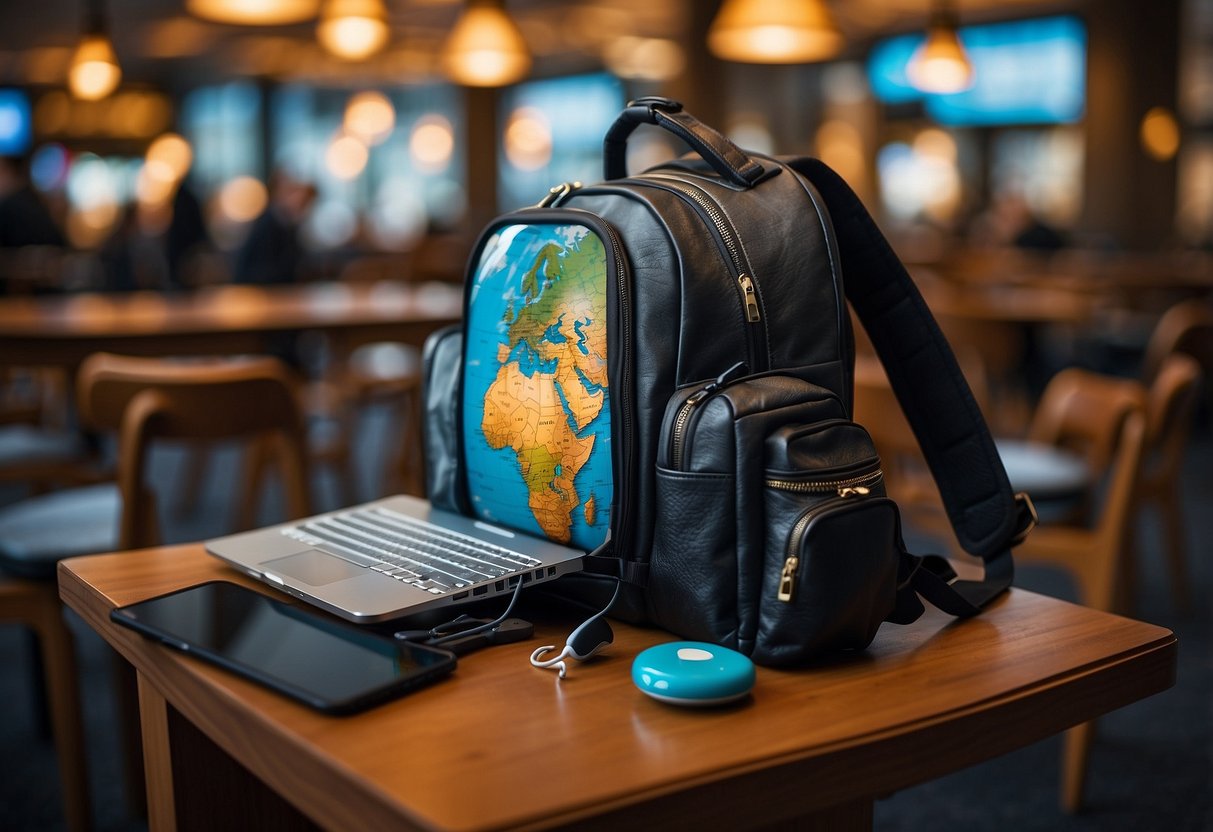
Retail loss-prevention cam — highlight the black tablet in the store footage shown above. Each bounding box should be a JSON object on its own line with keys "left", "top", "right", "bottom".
{"left": 111, "top": 581, "right": 456, "bottom": 715}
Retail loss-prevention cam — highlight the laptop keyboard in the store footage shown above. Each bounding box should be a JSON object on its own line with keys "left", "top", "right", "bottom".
{"left": 283, "top": 506, "right": 543, "bottom": 595}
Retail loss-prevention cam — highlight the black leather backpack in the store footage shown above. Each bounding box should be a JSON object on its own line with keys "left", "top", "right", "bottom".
{"left": 422, "top": 97, "right": 1035, "bottom": 666}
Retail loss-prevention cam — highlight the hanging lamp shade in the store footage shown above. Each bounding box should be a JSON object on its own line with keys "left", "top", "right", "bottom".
{"left": 186, "top": 0, "right": 320, "bottom": 26}
{"left": 317, "top": 0, "right": 390, "bottom": 61}
{"left": 906, "top": 7, "right": 974, "bottom": 94}
{"left": 441, "top": 0, "right": 531, "bottom": 87}
{"left": 69, "top": 33, "right": 121, "bottom": 100}
{"left": 707, "top": 0, "right": 844, "bottom": 64}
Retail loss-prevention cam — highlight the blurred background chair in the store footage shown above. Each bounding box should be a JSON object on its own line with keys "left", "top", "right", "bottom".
{"left": 0, "top": 352, "right": 313, "bottom": 830}
{"left": 290, "top": 257, "right": 429, "bottom": 509}
{"left": 1133, "top": 352, "right": 1203, "bottom": 614}
{"left": 1010, "top": 367, "right": 1148, "bottom": 814}
{"left": 302, "top": 338, "right": 423, "bottom": 510}
{"left": 0, "top": 364, "right": 107, "bottom": 496}
{"left": 1142, "top": 298, "right": 1213, "bottom": 429}
{"left": 1141, "top": 298, "right": 1213, "bottom": 391}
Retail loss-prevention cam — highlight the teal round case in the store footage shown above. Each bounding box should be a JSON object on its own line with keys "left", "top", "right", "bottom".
{"left": 631, "top": 641, "right": 755, "bottom": 706}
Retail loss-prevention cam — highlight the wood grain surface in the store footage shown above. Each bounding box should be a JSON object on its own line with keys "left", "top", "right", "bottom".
{"left": 59, "top": 544, "right": 1176, "bottom": 832}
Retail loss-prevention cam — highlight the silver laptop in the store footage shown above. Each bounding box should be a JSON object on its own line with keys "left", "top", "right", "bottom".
{"left": 208, "top": 218, "right": 616, "bottom": 623}
{"left": 205, "top": 494, "right": 588, "bottom": 623}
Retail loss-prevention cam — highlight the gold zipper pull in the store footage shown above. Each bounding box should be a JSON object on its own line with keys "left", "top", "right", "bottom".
{"left": 838, "top": 485, "right": 871, "bottom": 498}
{"left": 738, "top": 274, "right": 761, "bottom": 322}
{"left": 778, "top": 556, "right": 799, "bottom": 602}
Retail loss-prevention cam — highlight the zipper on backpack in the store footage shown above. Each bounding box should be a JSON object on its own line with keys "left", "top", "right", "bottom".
{"left": 598, "top": 215, "right": 635, "bottom": 555}
{"left": 765, "top": 468, "right": 883, "bottom": 495}
{"left": 669, "top": 361, "right": 748, "bottom": 470}
{"left": 537, "top": 181, "right": 582, "bottom": 208}
{"left": 635, "top": 173, "right": 769, "bottom": 372}
{"left": 777, "top": 484, "right": 878, "bottom": 603}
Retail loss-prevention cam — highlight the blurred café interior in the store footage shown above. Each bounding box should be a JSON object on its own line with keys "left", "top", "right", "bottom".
{"left": 0, "top": 0, "right": 1211, "bottom": 830}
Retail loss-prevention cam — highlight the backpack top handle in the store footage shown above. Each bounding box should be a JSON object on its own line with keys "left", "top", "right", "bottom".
{"left": 603, "top": 97, "right": 768, "bottom": 189}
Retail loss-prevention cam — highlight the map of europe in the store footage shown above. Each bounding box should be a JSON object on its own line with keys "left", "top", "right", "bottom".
{"left": 462, "top": 222, "right": 612, "bottom": 550}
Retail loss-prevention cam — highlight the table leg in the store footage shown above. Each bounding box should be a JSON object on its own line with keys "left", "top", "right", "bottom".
{"left": 136, "top": 674, "right": 176, "bottom": 832}
{"left": 135, "top": 673, "right": 320, "bottom": 832}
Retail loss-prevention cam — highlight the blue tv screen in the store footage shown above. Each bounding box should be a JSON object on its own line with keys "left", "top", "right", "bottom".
{"left": 867, "top": 16, "right": 1086, "bottom": 126}
{"left": 0, "top": 89, "right": 32, "bottom": 155}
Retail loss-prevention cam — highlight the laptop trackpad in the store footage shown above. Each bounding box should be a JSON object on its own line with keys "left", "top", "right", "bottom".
{"left": 261, "top": 550, "right": 364, "bottom": 586}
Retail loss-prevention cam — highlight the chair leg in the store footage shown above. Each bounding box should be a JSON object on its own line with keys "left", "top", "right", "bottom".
{"left": 27, "top": 628, "right": 53, "bottom": 739}
{"left": 23, "top": 583, "right": 93, "bottom": 832}
{"left": 1061, "top": 720, "right": 1096, "bottom": 814}
{"left": 236, "top": 437, "right": 272, "bottom": 531}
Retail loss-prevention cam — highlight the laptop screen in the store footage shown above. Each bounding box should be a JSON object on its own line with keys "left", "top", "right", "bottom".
{"left": 461, "top": 221, "right": 613, "bottom": 551}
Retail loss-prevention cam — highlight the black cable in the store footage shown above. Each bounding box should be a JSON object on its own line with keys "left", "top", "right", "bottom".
{"left": 393, "top": 573, "right": 528, "bottom": 646}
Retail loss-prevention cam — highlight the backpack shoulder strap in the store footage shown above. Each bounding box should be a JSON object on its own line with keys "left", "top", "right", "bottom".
{"left": 789, "top": 158, "right": 1035, "bottom": 615}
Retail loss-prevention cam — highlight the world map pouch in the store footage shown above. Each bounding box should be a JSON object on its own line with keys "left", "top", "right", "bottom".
{"left": 423, "top": 211, "right": 630, "bottom": 564}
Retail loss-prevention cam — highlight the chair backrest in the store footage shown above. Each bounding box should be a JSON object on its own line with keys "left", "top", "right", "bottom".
{"left": 1027, "top": 368, "right": 1145, "bottom": 477}
{"left": 1143, "top": 352, "right": 1202, "bottom": 481}
{"left": 75, "top": 353, "right": 311, "bottom": 549}
{"left": 1142, "top": 298, "right": 1213, "bottom": 386}
{"left": 1017, "top": 368, "right": 1148, "bottom": 612}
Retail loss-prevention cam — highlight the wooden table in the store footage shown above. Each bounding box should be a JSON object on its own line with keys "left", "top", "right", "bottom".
{"left": 0, "top": 281, "right": 463, "bottom": 369}
{"left": 59, "top": 544, "right": 1176, "bottom": 832}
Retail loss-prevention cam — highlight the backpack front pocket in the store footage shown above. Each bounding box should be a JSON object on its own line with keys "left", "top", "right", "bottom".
{"left": 755, "top": 420, "right": 900, "bottom": 665}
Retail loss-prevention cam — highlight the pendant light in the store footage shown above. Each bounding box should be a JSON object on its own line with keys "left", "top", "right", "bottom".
{"left": 906, "top": 1, "right": 974, "bottom": 94}
{"left": 186, "top": 0, "right": 319, "bottom": 26}
{"left": 69, "top": 0, "right": 121, "bottom": 101}
{"left": 441, "top": 0, "right": 531, "bottom": 87}
{"left": 317, "top": 0, "right": 390, "bottom": 61}
{"left": 707, "top": 0, "right": 843, "bottom": 64}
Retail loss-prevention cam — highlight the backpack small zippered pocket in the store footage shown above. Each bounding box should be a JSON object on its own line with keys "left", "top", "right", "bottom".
{"left": 755, "top": 420, "right": 901, "bottom": 665}
{"left": 648, "top": 370, "right": 865, "bottom": 653}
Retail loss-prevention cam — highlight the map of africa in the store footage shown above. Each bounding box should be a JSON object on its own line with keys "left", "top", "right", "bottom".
{"left": 462, "top": 222, "right": 612, "bottom": 551}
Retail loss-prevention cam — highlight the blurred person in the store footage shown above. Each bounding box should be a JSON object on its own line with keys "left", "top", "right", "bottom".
{"left": 233, "top": 171, "right": 318, "bottom": 285}
{"left": 970, "top": 190, "right": 1068, "bottom": 252}
{"left": 165, "top": 178, "right": 211, "bottom": 290}
{"left": 231, "top": 172, "right": 319, "bottom": 372}
{"left": 0, "top": 154, "right": 65, "bottom": 249}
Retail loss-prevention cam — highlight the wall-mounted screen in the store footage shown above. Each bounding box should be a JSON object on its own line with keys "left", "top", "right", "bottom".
{"left": 0, "top": 89, "right": 32, "bottom": 156}
{"left": 868, "top": 16, "right": 1086, "bottom": 126}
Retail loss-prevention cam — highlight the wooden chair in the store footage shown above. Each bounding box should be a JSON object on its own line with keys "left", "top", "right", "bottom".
{"left": 1142, "top": 298, "right": 1213, "bottom": 387}
{"left": 1143, "top": 298, "right": 1213, "bottom": 426}
{"left": 1134, "top": 353, "right": 1202, "bottom": 613}
{"left": 0, "top": 365, "right": 107, "bottom": 495}
{"left": 304, "top": 339, "right": 422, "bottom": 508}
{"left": 1012, "top": 367, "right": 1148, "bottom": 814}
{"left": 0, "top": 353, "right": 312, "bottom": 832}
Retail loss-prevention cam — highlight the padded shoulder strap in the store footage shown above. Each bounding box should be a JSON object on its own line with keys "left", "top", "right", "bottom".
{"left": 789, "top": 158, "right": 1033, "bottom": 612}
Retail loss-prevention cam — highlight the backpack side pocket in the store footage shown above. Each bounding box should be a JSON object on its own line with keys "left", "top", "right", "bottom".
{"left": 648, "top": 467, "right": 740, "bottom": 647}
{"left": 421, "top": 325, "right": 468, "bottom": 513}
